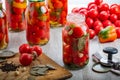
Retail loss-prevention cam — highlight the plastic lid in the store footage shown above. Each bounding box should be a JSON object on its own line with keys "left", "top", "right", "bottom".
{"left": 29, "top": 0, "right": 45, "bottom": 2}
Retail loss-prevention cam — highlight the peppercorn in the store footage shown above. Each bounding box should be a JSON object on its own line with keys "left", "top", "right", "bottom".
{"left": 0, "top": 62, "right": 19, "bottom": 72}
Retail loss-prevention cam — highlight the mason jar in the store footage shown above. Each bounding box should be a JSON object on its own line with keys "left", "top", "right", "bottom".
{"left": 62, "top": 13, "right": 89, "bottom": 69}
{"left": 26, "top": 0, "right": 50, "bottom": 45}
{"left": 0, "top": 0, "right": 9, "bottom": 49}
{"left": 5, "top": 0, "right": 27, "bottom": 31}
{"left": 47, "top": 0, "right": 67, "bottom": 27}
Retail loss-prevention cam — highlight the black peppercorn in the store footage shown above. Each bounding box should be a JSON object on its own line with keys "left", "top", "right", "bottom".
{"left": 0, "top": 62, "right": 19, "bottom": 72}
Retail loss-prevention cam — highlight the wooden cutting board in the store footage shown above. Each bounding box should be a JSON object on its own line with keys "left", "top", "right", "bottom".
{"left": 0, "top": 53, "right": 72, "bottom": 80}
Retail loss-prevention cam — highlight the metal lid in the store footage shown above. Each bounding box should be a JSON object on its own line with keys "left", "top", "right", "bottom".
{"left": 92, "top": 63, "right": 111, "bottom": 73}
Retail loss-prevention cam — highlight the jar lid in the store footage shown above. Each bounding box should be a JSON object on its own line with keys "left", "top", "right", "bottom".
{"left": 29, "top": 0, "right": 45, "bottom": 2}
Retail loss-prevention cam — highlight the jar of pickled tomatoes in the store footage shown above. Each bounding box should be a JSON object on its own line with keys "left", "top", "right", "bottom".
{"left": 5, "top": 0, "right": 27, "bottom": 31}
{"left": 26, "top": 0, "right": 50, "bottom": 45}
{"left": 47, "top": 0, "right": 67, "bottom": 27}
{"left": 62, "top": 13, "right": 89, "bottom": 69}
{"left": 0, "top": 0, "right": 9, "bottom": 50}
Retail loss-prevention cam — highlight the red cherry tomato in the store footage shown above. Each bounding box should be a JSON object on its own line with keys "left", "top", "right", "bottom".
{"left": 30, "top": 46, "right": 42, "bottom": 56}
{"left": 19, "top": 44, "right": 30, "bottom": 54}
{"left": 114, "top": 20, "right": 120, "bottom": 27}
{"left": 102, "top": 20, "right": 112, "bottom": 28}
{"left": 98, "top": 3, "right": 109, "bottom": 12}
{"left": 94, "top": 0, "right": 103, "bottom": 5}
{"left": 88, "top": 9, "right": 98, "bottom": 19}
{"left": 19, "top": 53, "right": 32, "bottom": 66}
{"left": 115, "top": 27, "right": 120, "bottom": 38}
{"left": 62, "top": 29, "right": 74, "bottom": 45}
{"left": 118, "top": 14, "right": 120, "bottom": 20}
{"left": 110, "top": 14, "right": 118, "bottom": 23}
{"left": 110, "top": 4, "right": 120, "bottom": 15}
{"left": 78, "top": 8, "right": 88, "bottom": 17}
{"left": 15, "top": 0, "right": 24, "bottom": 2}
{"left": 71, "top": 27, "right": 84, "bottom": 38}
{"left": 11, "top": 14, "right": 22, "bottom": 23}
{"left": 12, "top": 7, "right": 25, "bottom": 15}
{"left": 18, "top": 21, "right": 26, "bottom": 30}
{"left": 89, "top": 29, "right": 96, "bottom": 39}
{"left": 71, "top": 7, "right": 80, "bottom": 13}
{"left": 63, "top": 45, "right": 73, "bottom": 64}
{"left": 88, "top": 2, "right": 98, "bottom": 10}
{"left": 98, "top": 11, "right": 109, "bottom": 21}
{"left": 73, "top": 53, "right": 87, "bottom": 66}
{"left": 94, "top": 25, "right": 103, "bottom": 35}
{"left": 63, "top": 52, "right": 72, "bottom": 64}
{"left": 86, "top": 17, "right": 94, "bottom": 29}
{"left": 64, "top": 45, "right": 73, "bottom": 55}
{"left": 93, "top": 20, "right": 103, "bottom": 29}
{"left": 54, "top": 1, "right": 63, "bottom": 9}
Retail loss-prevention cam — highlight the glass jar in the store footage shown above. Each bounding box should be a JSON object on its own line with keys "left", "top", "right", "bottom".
{"left": 47, "top": 0, "right": 67, "bottom": 27}
{"left": 26, "top": 0, "right": 50, "bottom": 45}
{"left": 62, "top": 13, "right": 89, "bottom": 69}
{"left": 5, "top": 0, "right": 27, "bottom": 32}
{"left": 0, "top": 0, "right": 9, "bottom": 50}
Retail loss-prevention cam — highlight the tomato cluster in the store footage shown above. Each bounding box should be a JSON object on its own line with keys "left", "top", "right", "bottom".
{"left": 48, "top": 0, "right": 67, "bottom": 27}
{"left": 62, "top": 21, "right": 89, "bottom": 69}
{"left": 26, "top": 1, "right": 50, "bottom": 45}
{"left": 72, "top": 0, "right": 120, "bottom": 39}
{"left": 5, "top": 0, "right": 27, "bottom": 31}
{"left": 19, "top": 44, "right": 42, "bottom": 66}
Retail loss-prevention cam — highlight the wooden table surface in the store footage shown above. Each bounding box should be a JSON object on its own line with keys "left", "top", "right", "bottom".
{"left": 2, "top": 0, "right": 120, "bottom": 80}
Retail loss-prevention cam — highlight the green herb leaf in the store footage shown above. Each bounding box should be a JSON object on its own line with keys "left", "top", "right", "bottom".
{"left": 78, "top": 34, "right": 88, "bottom": 51}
